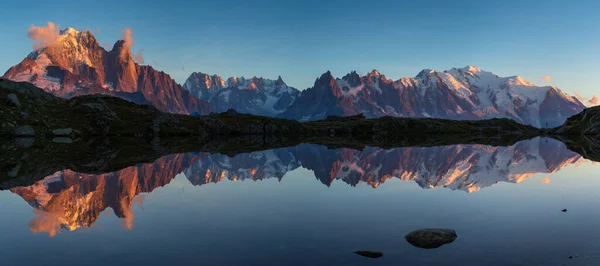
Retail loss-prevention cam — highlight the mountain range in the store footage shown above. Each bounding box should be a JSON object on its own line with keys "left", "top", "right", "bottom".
{"left": 3, "top": 28, "right": 212, "bottom": 115}
{"left": 11, "top": 138, "right": 583, "bottom": 236}
{"left": 183, "top": 73, "right": 300, "bottom": 116}
{"left": 281, "top": 67, "right": 585, "bottom": 127}
{"left": 2, "top": 27, "right": 587, "bottom": 127}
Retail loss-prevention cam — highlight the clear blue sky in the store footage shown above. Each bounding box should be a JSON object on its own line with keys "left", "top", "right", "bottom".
{"left": 1, "top": 0, "right": 599, "bottom": 97}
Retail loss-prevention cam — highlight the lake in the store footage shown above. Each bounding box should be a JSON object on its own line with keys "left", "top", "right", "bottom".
{"left": 1, "top": 137, "right": 599, "bottom": 265}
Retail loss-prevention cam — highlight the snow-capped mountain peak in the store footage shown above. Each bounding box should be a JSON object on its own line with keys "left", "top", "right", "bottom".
{"left": 367, "top": 69, "right": 381, "bottom": 76}
{"left": 416, "top": 68, "right": 437, "bottom": 78}
{"left": 460, "top": 65, "right": 482, "bottom": 73}
{"left": 506, "top": 75, "right": 536, "bottom": 86}
{"left": 183, "top": 72, "right": 301, "bottom": 116}
{"left": 59, "top": 27, "right": 81, "bottom": 36}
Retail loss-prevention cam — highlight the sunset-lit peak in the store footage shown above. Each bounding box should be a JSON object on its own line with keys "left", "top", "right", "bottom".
{"left": 247, "top": 168, "right": 258, "bottom": 176}
{"left": 367, "top": 69, "right": 381, "bottom": 76}
{"left": 247, "top": 82, "right": 258, "bottom": 90}
{"left": 506, "top": 76, "right": 536, "bottom": 86}
{"left": 461, "top": 65, "right": 482, "bottom": 73}
{"left": 60, "top": 27, "right": 81, "bottom": 35}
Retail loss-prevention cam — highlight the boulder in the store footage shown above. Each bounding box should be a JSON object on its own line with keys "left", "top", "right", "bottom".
{"left": 6, "top": 163, "right": 21, "bottom": 178}
{"left": 405, "top": 228, "right": 457, "bottom": 249}
{"left": 52, "top": 128, "right": 73, "bottom": 136}
{"left": 13, "top": 137, "right": 35, "bottom": 148}
{"left": 5, "top": 93, "right": 21, "bottom": 108}
{"left": 53, "top": 137, "right": 73, "bottom": 144}
{"left": 13, "top": 125, "right": 35, "bottom": 137}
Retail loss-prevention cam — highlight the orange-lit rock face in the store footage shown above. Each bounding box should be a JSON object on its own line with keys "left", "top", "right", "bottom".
{"left": 3, "top": 27, "right": 213, "bottom": 115}
{"left": 10, "top": 138, "right": 585, "bottom": 236}
{"left": 11, "top": 153, "right": 200, "bottom": 237}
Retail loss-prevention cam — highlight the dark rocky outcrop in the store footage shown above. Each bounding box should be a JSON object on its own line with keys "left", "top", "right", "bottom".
{"left": 552, "top": 106, "right": 600, "bottom": 136}
{"left": 5, "top": 93, "right": 21, "bottom": 108}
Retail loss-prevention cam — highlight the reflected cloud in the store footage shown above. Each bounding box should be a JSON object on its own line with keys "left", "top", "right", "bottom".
{"left": 29, "top": 209, "right": 63, "bottom": 237}
{"left": 541, "top": 175, "right": 551, "bottom": 184}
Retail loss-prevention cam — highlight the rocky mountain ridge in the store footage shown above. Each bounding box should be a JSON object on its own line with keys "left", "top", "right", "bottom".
{"left": 282, "top": 66, "right": 585, "bottom": 127}
{"left": 3, "top": 28, "right": 212, "bottom": 115}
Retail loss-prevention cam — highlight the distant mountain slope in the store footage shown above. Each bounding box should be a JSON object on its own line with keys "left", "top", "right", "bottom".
{"left": 2, "top": 27, "right": 212, "bottom": 115}
{"left": 183, "top": 72, "right": 300, "bottom": 116}
{"left": 281, "top": 66, "right": 585, "bottom": 127}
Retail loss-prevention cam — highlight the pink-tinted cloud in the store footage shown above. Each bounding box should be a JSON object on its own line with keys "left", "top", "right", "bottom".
{"left": 119, "top": 28, "right": 145, "bottom": 64}
{"left": 574, "top": 92, "right": 599, "bottom": 106}
{"left": 27, "top": 22, "right": 61, "bottom": 50}
{"left": 96, "top": 28, "right": 101, "bottom": 34}
{"left": 590, "top": 95, "right": 599, "bottom": 105}
{"left": 29, "top": 209, "right": 62, "bottom": 237}
{"left": 120, "top": 28, "right": 134, "bottom": 61}
{"left": 119, "top": 198, "right": 135, "bottom": 230}
{"left": 542, "top": 76, "right": 551, "bottom": 85}
{"left": 574, "top": 92, "right": 585, "bottom": 103}
{"left": 104, "top": 42, "right": 111, "bottom": 49}
{"left": 134, "top": 48, "right": 145, "bottom": 64}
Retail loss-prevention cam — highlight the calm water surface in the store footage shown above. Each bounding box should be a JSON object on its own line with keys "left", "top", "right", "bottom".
{"left": 1, "top": 137, "right": 600, "bottom": 265}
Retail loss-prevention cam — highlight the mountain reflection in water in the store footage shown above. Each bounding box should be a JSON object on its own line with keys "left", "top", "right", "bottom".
{"left": 9, "top": 137, "right": 588, "bottom": 236}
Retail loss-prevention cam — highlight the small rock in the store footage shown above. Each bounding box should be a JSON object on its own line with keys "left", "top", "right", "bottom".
{"left": 562, "top": 209, "right": 567, "bottom": 212}
{"left": 405, "top": 228, "right": 457, "bottom": 249}
{"left": 53, "top": 137, "right": 73, "bottom": 144}
{"left": 568, "top": 256, "right": 573, "bottom": 259}
{"left": 5, "top": 93, "right": 21, "bottom": 108}
{"left": 354, "top": 250, "right": 383, "bottom": 259}
{"left": 13, "top": 137, "right": 34, "bottom": 148}
{"left": 13, "top": 125, "right": 35, "bottom": 137}
{"left": 6, "top": 163, "right": 21, "bottom": 178}
{"left": 82, "top": 102, "right": 106, "bottom": 111}
{"left": 52, "top": 128, "right": 73, "bottom": 136}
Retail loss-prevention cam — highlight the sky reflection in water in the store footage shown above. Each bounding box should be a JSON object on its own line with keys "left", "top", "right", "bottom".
{"left": 1, "top": 137, "right": 599, "bottom": 266}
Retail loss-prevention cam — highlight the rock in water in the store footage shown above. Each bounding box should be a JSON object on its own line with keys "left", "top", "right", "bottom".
{"left": 53, "top": 137, "right": 73, "bottom": 144}
{"left": 354, "top": 250, "right": 383, "bottom": 258}
{"left": 13, "top": 125, "right": 35, "bottom": 137}
{"left": 6, "top": 163, "right": 21, "bottom": 178}
{"left": 5, "top": 93, "right": 21, "bottom": 108}
{"left": 52, "top": 128, "right": 73, "bottom": 136}
{"left": 13, "top": 137, "right": 34, "bottom": 148}
{"left": 405, "top": 228, "right": 457, "bottom": 249}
